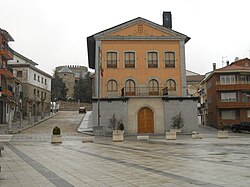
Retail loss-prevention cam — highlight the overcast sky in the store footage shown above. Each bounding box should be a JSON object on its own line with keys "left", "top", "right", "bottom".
{"left": 1, "top": 0, "right": 250, "bottom": 75}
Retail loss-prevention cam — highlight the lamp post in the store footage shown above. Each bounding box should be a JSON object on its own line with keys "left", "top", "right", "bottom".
{"left": 97, "top": 47, "right": 101, "bottom": 127}
{"left": 17, "top": 84, "right": 23, "bottom": 128}
{"left": 19, "top": 99, "right": 22, "bottom": 128}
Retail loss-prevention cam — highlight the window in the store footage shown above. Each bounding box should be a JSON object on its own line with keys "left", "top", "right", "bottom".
{"left": 221, "top": 92, "right": 236, "bottom": 102}
{"left": 37, "top": 90, "right": 39, "bottom": 97}
{"left": 220, "top": 75, "right": 236, "bottom": 85}
{"left": 41, "top": 91, "right": 43, "bottom": 98}
{"left": 44, "top": 92, "right": 46, "bottom": 99}
{"left": 125, "top": 79, "right": 135, "bottom": 96}
{"left": 45, "top": 79, "right": 47, "bottom": 85}
{"left": 17, "top": 71, "right": 23, "bottom": 77}
{"left": 165, "top": 52, "right": 175, "bottom": 67}
{"left": 240, "top": 75, "right": 250, "bottom": 84}
{"left": 166, "top": 79, "right": 176, "bottom": 91}
{"left": 124, "top": 52, "right": 135, "bottom": 68}
{"left": 42, "top": 77, "right": 44, "bottom": 83}
{"left": 107, "top": 80, "right": 117, "bottom": 92}
{"left": 38, "top": 76, "right": 40, "bottom": 82}
{"left": 149, "top": 79, "right": 159, "bottom": 95}
{"left": 247, "top": 110, "right": 250, "bottom": 118}
{"left": 34, "top": 89, "right": 36, "bottom": 96}
{"left": 147, "top": 52, "right": 158, "bottom": 68}
{"left": 107, "top": 52, "right": 117, "bottom": 68}
{"left": 34, "top": 74, "right": 36, "bottom": 80}
{"left": 221, "top": 110, "right": 236, "bottom": 120}
{"left": 242, "top": 92, "right": 250, "bottom": 102}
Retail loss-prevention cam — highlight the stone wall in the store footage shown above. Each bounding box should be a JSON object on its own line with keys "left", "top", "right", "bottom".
{"left": 163, "top": 98, "right": 199, "bottom": 133}
{"left": 92, "top": 99, "right": 128, "bottom": 134}
{"left": 58, "top": 101, "right": 92, "bottom": 111}
{"left": 92, "top": 97, "right": 199, "bottom": 135}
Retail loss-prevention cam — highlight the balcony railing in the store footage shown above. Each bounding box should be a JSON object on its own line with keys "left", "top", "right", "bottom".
{"left": 1, "top": 88, "right": 13, "bottom": 97}
{"left": 0, "top": 67, "right": 13, "bottom": 78}
{"left": 122, "top": 87, "right": 175, "bottom": 97}
{"left": 217, "top": 101, "right": 250, "bottom": 108}
{"left": 215, "top": 84, "right": 250, "bottom": 91}
{"left": 0, "top": 45, "right": 13, "bottom": 60}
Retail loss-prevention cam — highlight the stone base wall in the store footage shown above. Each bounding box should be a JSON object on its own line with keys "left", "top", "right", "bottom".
{"left": 92, "top": 99, "right": 128, "bottom": 135}
{"left": 163, "top": 98, "right": 199, "bottom": 133}
{"left": 92, "top": 97, "right": 198, "bottom": 135}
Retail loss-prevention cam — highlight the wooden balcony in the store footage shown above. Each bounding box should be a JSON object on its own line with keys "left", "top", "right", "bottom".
{"left": 217, "top": 101, "right": 250, "bottom": 109}
{"left": 1, "top": 89, "right": 13, "bottom": 97}
{"left": 0, "top": 67, "right": 13, "bottom": 78}
{"left": 0, "top": 48, "right": 13, "bottom": 60}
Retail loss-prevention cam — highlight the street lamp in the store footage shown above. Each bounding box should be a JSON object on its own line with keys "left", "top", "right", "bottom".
{"left": 19, "top": 99, "right": 22, "bottom": 127}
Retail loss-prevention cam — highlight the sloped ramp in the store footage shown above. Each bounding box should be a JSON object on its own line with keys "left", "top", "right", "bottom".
{"left": 77, "top": 111, "right": 93, "bottom": 134}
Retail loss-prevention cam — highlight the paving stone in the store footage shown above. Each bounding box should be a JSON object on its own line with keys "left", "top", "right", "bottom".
{"left": 1, "top": 111, "right": 250, "bottom": 186}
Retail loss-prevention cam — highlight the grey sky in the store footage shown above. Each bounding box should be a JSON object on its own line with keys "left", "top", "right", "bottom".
{"left": 1, "top": 0, "right": 250, "bottom": 75}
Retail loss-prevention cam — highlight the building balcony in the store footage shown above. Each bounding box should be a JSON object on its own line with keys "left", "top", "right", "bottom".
{"left": 1, "top": 88, "right": 13, "bottom": 97}
{"left": 0, "top": 67, "right": 13, "bottom": 78}
{"left": 217, "top": 101, "right": 250, "bottom": 109}
{"left": 0, "top": 46, "right": 13, "bottom": 60}
{"left": 215, "top": 83, "right": 250, "bottom": 91}
{"left": 122, "top": 87, "right": 176, "bottom": 97}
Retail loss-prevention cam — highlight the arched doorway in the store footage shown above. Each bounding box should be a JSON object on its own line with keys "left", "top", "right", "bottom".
{"left": 138, "top": 107, "right": 154, "bottom": 133}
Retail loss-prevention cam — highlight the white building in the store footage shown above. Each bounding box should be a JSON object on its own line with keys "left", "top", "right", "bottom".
{"left": 8, "top": 51, "right": 52, "bottom": 118}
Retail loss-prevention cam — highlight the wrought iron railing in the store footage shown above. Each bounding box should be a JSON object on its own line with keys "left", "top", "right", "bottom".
{"left": 122, "top": 86, "right": 171, "bottom": 96}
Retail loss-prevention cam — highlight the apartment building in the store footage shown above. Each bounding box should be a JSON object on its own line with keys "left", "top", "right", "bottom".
{"left": 8, "top": 51, "right": 52, "bottom": 118}
{"left": 201, "top": 59, "right": 250, "bottom": 128}
{"left": 0, "top": 28, "right": 14, "bottom": 124}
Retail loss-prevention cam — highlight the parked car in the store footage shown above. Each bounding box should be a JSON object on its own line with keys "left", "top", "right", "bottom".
{"left": 79, "top": 107, "right": 86, "bottom": 113}
{"left": 231, "top": 122, "right": 250, "bottom": 133}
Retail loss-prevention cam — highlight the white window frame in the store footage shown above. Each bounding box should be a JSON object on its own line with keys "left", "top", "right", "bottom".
{"left": 220, "top": 75, "right": 236, "bottom": 85}
{"left": 221, "top": 92, "right": 237, "bottom": 102}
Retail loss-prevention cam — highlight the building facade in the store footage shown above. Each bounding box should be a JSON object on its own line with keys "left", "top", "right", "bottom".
{"left": 201, "top": 59, "right": 250, "bottom": 128}
{"left": 8, "top": 51, "right": 52, "bottom": 119}
{"left": 87, "top": 12, "right": 199, "bottom": 134}
{"left": 0, "top": 28, "right": 14, "bottom": 124}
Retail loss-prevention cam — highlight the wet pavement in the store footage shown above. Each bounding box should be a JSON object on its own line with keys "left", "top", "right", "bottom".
{"left": 0, "top": 111, "right": 250, "bottom": 187}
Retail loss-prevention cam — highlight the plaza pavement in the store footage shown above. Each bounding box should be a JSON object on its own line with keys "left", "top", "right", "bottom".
{"left": 0, "top": 111, "right": 250, "bottom": 187}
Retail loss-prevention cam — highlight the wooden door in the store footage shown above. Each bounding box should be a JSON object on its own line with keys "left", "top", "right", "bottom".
{"left": 138, "top": 107, "right": 154, "bottom": 133}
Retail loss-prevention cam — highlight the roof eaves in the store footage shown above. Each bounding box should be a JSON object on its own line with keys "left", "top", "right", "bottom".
{"left": 13, "top": 50, "right": 38, "bottom": 66}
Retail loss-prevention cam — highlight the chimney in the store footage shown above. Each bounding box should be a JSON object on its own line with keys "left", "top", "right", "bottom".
{"left": 213, "top": 63, "right": 216, "bottom": 71}
{"left": 163, "top": 12, "right": 172, "bottom": 29}
{"left": 226, "top": 61, "right": 229, "bottom": 66}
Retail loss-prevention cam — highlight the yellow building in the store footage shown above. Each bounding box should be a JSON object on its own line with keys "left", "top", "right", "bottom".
{"left": 87, "top": 12, "right": 198, "bottom": 135}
